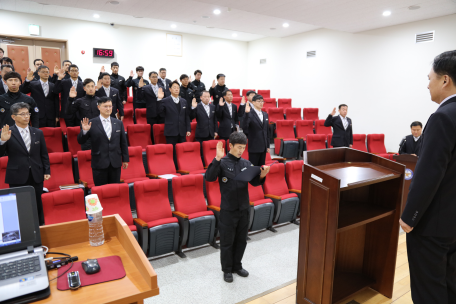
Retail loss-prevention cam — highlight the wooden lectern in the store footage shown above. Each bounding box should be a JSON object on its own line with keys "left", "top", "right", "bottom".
{"left": 297, "top": 148, "right": 405, "bottom": 304}
{"left": 393, "top": 154, "right": 418, "bottom": 213}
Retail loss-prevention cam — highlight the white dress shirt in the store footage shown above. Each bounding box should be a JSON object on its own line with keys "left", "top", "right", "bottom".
{"left": 340, "top": 114, "right": 349, "bottom": 130}
{"left": 71, "top": 79, "right": 78, "bottom": 88}
{"left": 254, "top": 107, "right": 263, "bottom": 123}
{"left": 0, "top": 125, "right": 30, "bottom": 150}
{"left": 437, "top": 94, "right": 456, "bottom": 110}
{"left": 103, "top": 86, "right": 110, "bottom": 97}
{"left": 414, "top": 136, "right": 420, "bottom": 142}
{"left": 160, "top": 78, "right": 167, "bottom": 89}
{"left": 2, "top": 80, "right": 8, "bottom": 93}
{"left": 171, "top": 96, "right": 180, "bottom": 104}
{"left": 40, "top": 79, "right": 49, "bottom": 97}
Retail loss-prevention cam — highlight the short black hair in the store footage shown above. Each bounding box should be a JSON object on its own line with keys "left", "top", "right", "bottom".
{"left": 98, "top": 96, "right": 112, "bottom": 105}
{"left": 83, "top": 78, "right": 95, "bottom": 86}
{"left": 1, "top": 64, "right": 13, "bottom": 71}
{"left": 216, "top": 73, "right": 225, "bottom": 80}
{"left": 410, "top": 121, "right": 423, "bottom": 128}
{"left": 229, "top": 132, "right": 247, "bottom": 146}
{"left": 4, "top": 71, "right": 22, "bottom": 82}
{"left": 246, "top": 90, "right": 256, "bottom": 97}
{"left": 62, "top": 60, "right": 72, "bottom": 65}
{"left": 433, "top": 50, "right": 456, "bottom": 87}
{"left": 339, "top": 104, "right": 348, "bottom": 109}
{"left": 194, "top": 69, "right": 202, "bottom": 76}
{"left": 252, "top": 94, "right": 263, "bottom": 101}
{"left": 68, "top": 64, "right": 79, "bottom": 71}
{"left": 100, "top": 72, "right": 111, "bottom": 79}
{"left": 201, "top": 90, "right": 210, "bottom": 96}
{"left": 180, "top": 74, "right": 189, "bottom": 81}
{"left": 136, "top": 66, "right": 144, "bottom": 72}
{"left": 170, "top": 80, "right": 180, "bottom": 89}
{"left": 111, "top": 62, "right": 119, "bottom": 67}
{"left": 34, "top": 59, "right": 44, "bottom": 65}
{"left": 223, "top": 90, "right": 232, "bottom": 97}
{"left": 159, "top": 68, "right": 166, "bottom": 72}
{"left": 0, "top": 48, "right": 4, "bottom": 53}
{"left": 2, "top": 57, "right": 12, "bottom": 64}
{"left": 37, "top": 65, "right": 49, "bottom": 73}
{"left": 149, "top": 71, "right": 158, "bottom": 77}
{"left": 10, "top": 102, "right": 30, "bottom": 115}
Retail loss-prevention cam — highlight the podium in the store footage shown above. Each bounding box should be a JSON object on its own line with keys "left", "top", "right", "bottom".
{"left": 297, "top": 148, "right": 405, "bottom": 304}
{"left": 393, "top": 154, "right": 418, "bottom": 213}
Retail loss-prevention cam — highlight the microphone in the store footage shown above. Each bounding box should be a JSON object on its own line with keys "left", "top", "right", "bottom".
{"left": 398, "top": 137, "right": 406, "bottom": 154}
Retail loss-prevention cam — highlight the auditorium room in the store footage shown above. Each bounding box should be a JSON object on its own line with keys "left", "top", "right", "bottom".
{"left": 0, "top": 0, "right": 455, "bottom": 303}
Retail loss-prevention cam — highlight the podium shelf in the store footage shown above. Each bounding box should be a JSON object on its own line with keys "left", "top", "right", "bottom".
{"left": 338, "top": 201, "right": 395, "bottom": 232}
{"left": 332, "top": 271, "right": 375, "bottom": 303}
{"left": 315, "top": 162, "right": 401, "bottom": 191}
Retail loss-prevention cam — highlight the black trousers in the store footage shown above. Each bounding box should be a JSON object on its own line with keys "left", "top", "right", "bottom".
{"left": 166, "top": 135, "right": 186, "bottom": 169}
{"left": 39, "top": 117, "right": 56, "bottom": 128}
{"left": 147, "top": 117, "right": 164, "bottom": 144}
{"left": 10, "top": 170, "right": 44, "bottom": 226}
{"left": 407, "top": 232, "right": 456, "bottom": 303}
{"left": 92, "top": 164, "right": 122, "bottom": 186}
{"left": 219, "top": 208, "right": 250, "bottom": 273}
{"left": 64, "top": 115, "right": 80, "bottom": 127}
{"left": 249, "top": 152, "right": 266, "bottom": 166}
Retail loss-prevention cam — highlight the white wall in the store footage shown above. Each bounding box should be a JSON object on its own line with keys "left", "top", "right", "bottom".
{"left": 0, "top": 10, "right": 248, "bottom": 89}
{"left": 247, "top": 14, "right": 456, "bottom": 151}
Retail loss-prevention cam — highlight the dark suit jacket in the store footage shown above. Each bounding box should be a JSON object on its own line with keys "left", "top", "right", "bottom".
{"left": 401, "top": 96, "right": 456, "bottom": 237}
{"left": 20, "top": 80, "right": 59, "bottom": 120}
{"left": 324, "top": 114, "right": 353, "bottom": 147}
{"left": 399, "top": 135, "right": 422, "bottom": 156}
{"left": 241, "top": 110, "right": 270, "bottom": 153}
{"left": 215, "top": 102, "right": 239, "bottom": 138}
{"left": 95, "top": 86, "right": 124, "bottom": 117}
{"left": 137, "top": 84, "right": 164, "bottom": 119}
{"left": 0, "top": 81, "right": 6, "bottom": 95}
{"left": 54, "top": 78, "right": 85, "bottom": 119}
{"left": 190, "top": 102, "right": 218, "bottom": 138}
{"left": 77, "top": 116, "right": 129, "bottom": 169}
{"left": 126, "top": 77, "right": 149, "bottom": 103}
{"left": 159, "top": 96, "right": 191, "bottom": 137}
{"left": 158, "top": 78, "right": 172, "bottom": 97}
{"left": 0, "top": 125, "right": 50, "bottom": 184}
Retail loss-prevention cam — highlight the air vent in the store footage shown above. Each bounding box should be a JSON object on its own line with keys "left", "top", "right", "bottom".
{"left": 307, "top": 51, "right": 316, "bottom": 58}
{"left": 260, "top": 59, "right": 266, "bottom": 64}
{"left": 416, "top": 31, "right": 434, "bottom": 44}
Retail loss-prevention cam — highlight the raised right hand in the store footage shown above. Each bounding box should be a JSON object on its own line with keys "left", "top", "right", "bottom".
{"left": 54, "top": 65, "right": 60, "bottom": 75}
{"left": 331, "top": 107, "right": 336, "bottom": 116}
{"left": 212, "top": 80, "right": 216, "bottom": 88}
{"left": 96, "top": 79, "right": 103, "bottom": 90}
{"left": 139, "top": 77, "right": 144, "bottom": 88}
{"left": 26, "top": 68, "right": 34, "bottom": 81}
{"left": 81, "top": 118, "right": 92, "bottom": 131}
{"left": 57, "top": 68, "right": 65, "bottom": 80}
{"left": 130, "top": 70, "right": 134, "bottom": 78}
{"left": 100, "top": 66, "right": 105, "bottom": 73}
{"left": 192, "top": 98, "right": 197, "bottom": 108}
{"left": 1, "top": 125, "right": 11, "bottom": 142}
{"left": 69, "top": 86, "right": 77, "bottom": 98}
{"left": 241, "top": 96, "right": 246, "bottom": 104}
{"left": 219, "top": 97, "right": 225, "bottom": 106}
{"left": 157, "top": 88, "right": 164, "bottom": 99}
{"left": 245, "top": 101, "right": 251, "bottom": 113}
{"left": 215, "top": 141, "right": 224, "bottom": 161}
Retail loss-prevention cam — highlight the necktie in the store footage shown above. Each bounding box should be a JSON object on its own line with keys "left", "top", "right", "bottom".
{"left": 103, "top": 119, "right": 112, "bottom": 140}
{"left": 205, "top": 105, "right": 210, "bottom": 117}
{"left": 105, "top": 87, "right": 110, "bottom": 97}
{"left": 21, "top": 129, "right": 31, "bottom": 152}
{"left": 152, "top": 84, "right": 158, "bottom": 96}
{"left": 42, "top": 82, "right": 48, "bottom": 97}
{"left": 172, "top": 96, "right": 179, "bottom": 104}
{"left": 256, "top": 109, "right": 263, "bottom": 122}
{"left": 72, "top": 80, "right": 77, "bottom": 88}
{"left": 342, "top": 118, "right": 348, "bottom": 129}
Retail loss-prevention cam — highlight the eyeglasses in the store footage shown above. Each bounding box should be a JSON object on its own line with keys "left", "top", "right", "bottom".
{"left": 15, "top": 113, "right": 31, "bottom": 117}
{"left": 101, "top": 106, "right": 113, "bottom": 109}
{"left": 254, "top": 100, "right": 264, "bottom": 103}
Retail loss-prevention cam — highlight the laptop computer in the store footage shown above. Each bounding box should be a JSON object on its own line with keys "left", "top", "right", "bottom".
{"left": 0, "top": 186, "right": 50, "bottom": 303}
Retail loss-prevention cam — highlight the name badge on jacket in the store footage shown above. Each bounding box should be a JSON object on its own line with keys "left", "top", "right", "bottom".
{"left": 116, "top": 130, "right": 120, "bottom": 133}
{"left": 35, "top": 141, "right": 40, "bottom": 144}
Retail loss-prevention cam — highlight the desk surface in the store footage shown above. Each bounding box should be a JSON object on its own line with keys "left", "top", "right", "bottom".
{"left": 36, "top": 215, "right": 158, "bottom": 304}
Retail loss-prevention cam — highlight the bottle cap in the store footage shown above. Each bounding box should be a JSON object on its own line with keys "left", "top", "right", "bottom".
{"left": 85, "top": 194, "right": 103, "bottom": 214}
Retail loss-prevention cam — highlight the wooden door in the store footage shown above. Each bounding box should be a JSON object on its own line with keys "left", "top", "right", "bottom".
{"left": 41, "top": 47, "right": 61, "bottom": 70}
{"left": 7, "top": 45, "right": 29, "bottom": 81}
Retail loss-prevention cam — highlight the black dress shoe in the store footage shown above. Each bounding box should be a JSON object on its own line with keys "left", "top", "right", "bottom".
{"left": 224, "top": 272, "right": 233, "bottom": 283}
{"left": 235, "top": 268, "right": 249, "bottom": 277}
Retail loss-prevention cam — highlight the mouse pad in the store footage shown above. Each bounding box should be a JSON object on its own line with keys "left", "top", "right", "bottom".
{"left": 56, "top": 255, "right": 126, "bottom": 291}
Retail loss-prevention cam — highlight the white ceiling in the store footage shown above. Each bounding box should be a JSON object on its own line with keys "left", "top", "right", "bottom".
{"left": 1, "top": 0, "right": 455, "bottom": 41}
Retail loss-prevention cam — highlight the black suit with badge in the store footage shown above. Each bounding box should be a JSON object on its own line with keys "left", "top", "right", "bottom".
{"left": 215, "top": 101, "right": 239, "bottom": 140}
{"left": 190, "top": 102, "right": 218, "bottom": 142}
{"left": 401, "top": 95, "right": 456, "bottom": 303}
{"left": 158, "top": 78, "right": 173, "bottom": 97}
{"left": 399, "top": 135, "right": 422, "bottom": 156}
{"left": 54, "top": 78, "right": 85, "bottom": 126}
{"left": 0, "top": 125, "right": 50, "bottom": 225}
{"left": 324, "top": 114, "right": 353, "bottom": 147}
{"left": 137, "top": 83, "right": 164, "bottom": 124}
{"left": 77, "top": 116, "right": 129, "bottom": 186}
{"left": 21, "top": 80, "right": 59, "bottom": 127}
{"left": 241, "top": 107, "right": 270, "bottom": 166}
{"left": 95, "top": 86, "right": 124, "bottom": 118}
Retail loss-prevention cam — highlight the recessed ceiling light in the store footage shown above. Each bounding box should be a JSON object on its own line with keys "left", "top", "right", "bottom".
{"left": 202, "top": 16, "right": 209, "bottom": 19}
{"left": 283, "top": 23, "right": 289, "bottom": 28}
{"left": 109, "top": 1, "right": 120, "bottom": 4}
{"left": 408, "top": 5, "right": 420, "bottom": 10}
{"left": 213, "top": 9, "right": 221, "bottom": 15}
{"left": 232, "top": 33, "right": 237, "bottom": 37}
{"left": 93, "top": 14, "right": 100, "bottom": 18}
{"left": 171, "top": 24, "right": 177, "bottom": 28}
{"left": 382, "top": 10, "right": 391, "bottom": 16}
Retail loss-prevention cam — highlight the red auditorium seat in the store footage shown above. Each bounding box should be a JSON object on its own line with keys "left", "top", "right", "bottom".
{"left": 66, "top": 127, "right": 81, "bottom": 158}
{"left": 327, "top": 134, "right": 333, "bottom": 148}
{"left": 42, "top": 189, "right": 86, "bottom": 225}
{"left": 202, "top": 140, "right": 225, "bottom": 168}
{"left": 248, "top": 183, "right": 275, "bottom": 232}
{"left": 205, "top": 178, "right": 222, "bottom": 246}
{"left": 43, "top": 152, "right": 75, "bottom": 192}
{"left": 306, "top": 134, "right": 327, "bottom": 151}
{"left": 267, "top": 107, "right": 285, "bottom": 124}
{"left": 41, "top": 127, "right": 64, "bottom": 153}
{"left": 125, "top": 96, "right": 133, "bottom": 111}
{"left": 91, "top": 183, "right": 148, "bottom": 253}
{"left": 230, "top": 89, "right": 240, "bottom": 97}
{"left": 0, "top": 157, "right": 9, "bottom": 189}
{"left": 134, "top": 179, "right": 180, "bottom": 258}
{"left": 175, "top": 142, "right": 206, "bottom": 174}
{"left": 285, "top": 108, "right": 302, "bottom": 124}
{"left": 262, "top": 98, "right": 277, "bottom": 112}
{"left": 172, "top": 174, "right": 216, "bottom": 257}
{"left": 232, "top": 97, "right": 242, "bottom": 107}
{"left": 367, "top": 134, "right": 396, "bottom": 160}
{"left": 303, "top": 108, "right": 319, "bottom": 120}
{"left": 186, "top": 122, "right": 197, "bottom": 142}
{"left": 352, "top": 134, "right": 367, "bottom": 152}
{"left": 274, "top": 120, "right": 300, "bottom": 158}
{"left": 296, "top": 120, "right": 314, "bottom": 152}
{"left": 285, "top": 160, "right": 303, "bottom": 201}
{"left": 265, "top": 152, "right": 285, "bottom": 165}
{"left": 314, "top": 119, "right": 332, "bottom": 136}
{"left": 123, "top": 108, "right": 135, "bottom": 128}
{"left": 77, "top": 150, "right": 95, "bottom": 191}
{"left": 226, "top": 139, "right": 249, "bottom": 160}
{"left": 278, "top": 98, "right": 292, "bottom": 109}
{"left": 242, "top": 89, "right": 255, "bottom": 97}
{"left": 263, "top": 163, "right": 299, "bottom": 227}
{"left": 127, "top": 124, "right": 152, "bottom": 151}
{"left": 135, "top": 108, "right": 147, "bottom": 125}
{"left": 257, "top": 90, "right": 270, "bottom": 98}
{"left": 153, "top": 124, "right": 167, "bottom": 145}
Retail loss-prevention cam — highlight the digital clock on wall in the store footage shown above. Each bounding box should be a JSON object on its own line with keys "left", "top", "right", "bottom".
{"left": 93, "top": 48, "right": 114, "bottom": 58}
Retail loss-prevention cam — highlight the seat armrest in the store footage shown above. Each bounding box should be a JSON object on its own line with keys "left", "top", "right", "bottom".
{"left": 272, "top": 157, "right": 286, "bottom": 162}
{"left": 79, "top": 179, "right": 88, "bottom": 188}
{"left": 289, "top": 189, "right": 301, "bottom": 194}
{"left": 387, "top": 152, "right": 397, "bottom": 154}
{"left": 146, "top": 173, "right": 158, "bottom": 178}
{"left": 296, "top": 137, "right": 303, "bottom": 139}
{"left": 264, "top": 194, "right": 282, "bottom": 200}
{"left": 120, "top": 179, "right": 124, "bottom": 183}
{"left": 269, "top": 121, "right": 275, "bottom": 125}
{"left": 207, "top": 205, "right": 220, "bottom": 212}
{"left": 204, "top": 166, "right": 208, "bottom": 169}
{"left": 249, "top": 201, "right": 255, "bottom": 206}
{"left": 133, "top": 218, "right": 148, "bottom": 228}
{"left": 172, "top": 211, "right": 189, "bottom": 219}
{"left": 176, "top": 170, "right": 190, "bottom": 174}
{"left": 133, "top": 218, "right": 149, "bottom": 254}
{"left": 276, "top": 137, "right": 283, "bottom": 140}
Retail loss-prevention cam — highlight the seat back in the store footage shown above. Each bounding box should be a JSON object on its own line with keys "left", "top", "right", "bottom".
{"left": 230, "top": 89, "right": 240, "bottom": 97}
{"left": 135, "top": 108, "right": 147, "bottom": 125}
{"left": 285, "top": 160, "right": 303, "bottom": 190}
{"left": 267, "top": 108, "right": 285, "bottom": 123}
{"left": 77, "top": 150, "right": 95, "bottom": 188}
{"left": 205, "top": 179, "right": 221, "bottom": 208}
{"left": 172, "top": 174, "right": 206, "bottom": 214}
{"left": 232, "top": 97, "right": 242, "bottom": 107}
{"left": 202, "top": 140, "right": 225, "bottom": 167}
{"left": 135, "top": 179, "right": 172, "bottom": 223}
{"left": 303, "top": 108, "right": 319, "bottom": 120}
{"left": 125, "top": 96, "right": 133, "bottom": 110}
{"left": 248, "top": 183, "right": 266, "bottom": 202}
{"left": 276, "top": 120, "right": 296, "bottom": 139}
{"left": 42, "top": 189, "right": 86, "bottom": 225}
{"left": 285, "top": 108, "right": 302, "bottom": 122}
{"left": 314, "top": 119, "right": 332, "bottom": 135}
{"left": 41, "top": 127, "right": 64, "bottom": 153}
{"left": 262, "top": 98, "right": 276, "bottom": 112}
{"left": 186, "top": 122, "right": 197, "bottom": 142}
{"left": 327, "top": 134, "right": 333, "bottom": 148}
{"left": 226, "top": 140, "right": 249, "bottom": 160}
{"left": 278, "top": 98, "right": 292, "bottom": 109}
{"left": 59, "top": 117, "right": 67, "bottom": 135}
{"left": 367, "top": 134, "right": 387, "bottom": 154}
{"left": 123, "top": 108, "right": 135, "bottom": 128}
{"left": 306, "top": 134, "right": 327, "bottom": 151}
{"left": 0, "top": 157, "right": 9, "bottom": 189}
{"left": 263, "top": 163, "right": 289, "bottom": 196}
{"left": 43, "top": 152, "right": 74, "bottom": 192}
{"left": 295, "top": 120, "right": 314, "bottom": 139}
{"left": 153, "top": 124, "right": 167, "bottom": 145}
{"left": 121, "top": 146, "right": 146, "bottom": 181}
{"left": 352, "top": 134, "right": 367, "bottom": 152}
{"left": 176, "top": 142, "right": 204, "bottom": 172}
{"left": 127, "top": 124, "right": 152, "bottom": 150}
{"left": 146, "top": 144, "right": 177, "bottom": 175}
{"left": 242, "top": 89, "right": 255, "bottom": 97}
{"left": 91, "top": 183, "right": 133, "bottom": 225}
{"left": 257, "top": 90, "right": 270, "bottom": 98}
{"left": 66, "top": 126, "right": 82, "bottom": 157}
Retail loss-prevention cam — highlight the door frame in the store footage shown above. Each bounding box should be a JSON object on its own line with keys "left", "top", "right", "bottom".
{"left": 0, "top": 34, "right": 68, "bottom": 62}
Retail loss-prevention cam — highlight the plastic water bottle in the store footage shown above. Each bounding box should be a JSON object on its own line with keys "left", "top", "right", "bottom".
{"left": 88, "top": 211, "right": 104, "bottom": 246}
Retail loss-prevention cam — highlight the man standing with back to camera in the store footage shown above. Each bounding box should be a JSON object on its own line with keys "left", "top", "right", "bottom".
{"left": 324, "top": 104, "right": 353, "bottom": 148}
{"left": 400, "top": 50, "right": 456, "bottom": 303}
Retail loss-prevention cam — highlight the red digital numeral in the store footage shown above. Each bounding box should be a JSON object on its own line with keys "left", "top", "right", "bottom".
{"left": 109, "top": 50, "right": 113, "bottom": 57}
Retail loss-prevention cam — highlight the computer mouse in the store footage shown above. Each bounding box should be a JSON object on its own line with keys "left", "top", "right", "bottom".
{"left": 81, "top": 259, "right": 100, "bottom": 274}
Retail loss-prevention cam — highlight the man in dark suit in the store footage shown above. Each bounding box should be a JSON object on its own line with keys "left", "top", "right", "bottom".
{"left": 400, "top": 50, "right": 456, "bottom": 303}
{"left": 241, "top": 95, "right": 270, "bottom": 166}
{"left": 0, "top": 102, "right": 50, "bottom": 225}
{"left": 32, "top": 59, "right": 44, "bottom": 81}
{"left": 96, "top": 72, "right": 124, "bottom": 120}
{"left": 399, "top": 121, "right": 422, "bottom": 156}
{"left": 0, "top": 64, "right": 13, "bottom": 95}
{"left": 324, "top": 104, "right": 353, "bottom": 148}
{"left": 215, "top": 90, "right": 239, "bottom": 140}
{"left": 21, "top": 66, "right": 59, "bottom": 127}
{"left": 49, "top": 60, "right": 82, "bottom": 83}
{"left": 190, "top": 91, "right": 218, "bottom": 143}
{"left": 77, "top": 97, "right": 129, "bottom": 186}
{"left": 53, "top": 64, "right": 85, "bottom": 126}
{"left": 158, "top": 68, "right": 173, "bottom": 97}
{"left": 126, "top": 66, "right": 149, "bottom": 120}
{"left": 98, "top": 63, "right": 128, "bottom": 104}
{"left": 159, "top": 80, "right": 191, "bottom": 167}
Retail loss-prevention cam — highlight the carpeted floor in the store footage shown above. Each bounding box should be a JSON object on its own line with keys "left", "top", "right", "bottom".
{"left": 145, "top": 222, "right": 299, "bottom": 304}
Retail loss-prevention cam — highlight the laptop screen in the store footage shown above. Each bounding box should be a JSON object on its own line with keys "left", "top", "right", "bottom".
{"left": 0, "top": 194, "right": 22, "bottom": 247}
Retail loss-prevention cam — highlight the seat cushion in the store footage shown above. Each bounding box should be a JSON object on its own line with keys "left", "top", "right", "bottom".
{"left": 188, "top": 170, "right": 207, "bottom": 175}
{"left": 253, "top": 199, "right": 273, "bottom": 206}
{"left": 123, "top": 177, "right": 149, "bottom": 184}
{"left": 147, "top": 217, "right": 178, "bottom": 228}
{"left": 188, "top": 210, "right": 214, "bottom": 220}
{"left": 129, "top": 224, "right": 137, "bottom": 232}
{"left": 280, "top": 193, "right": 298, "bottom": 200}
